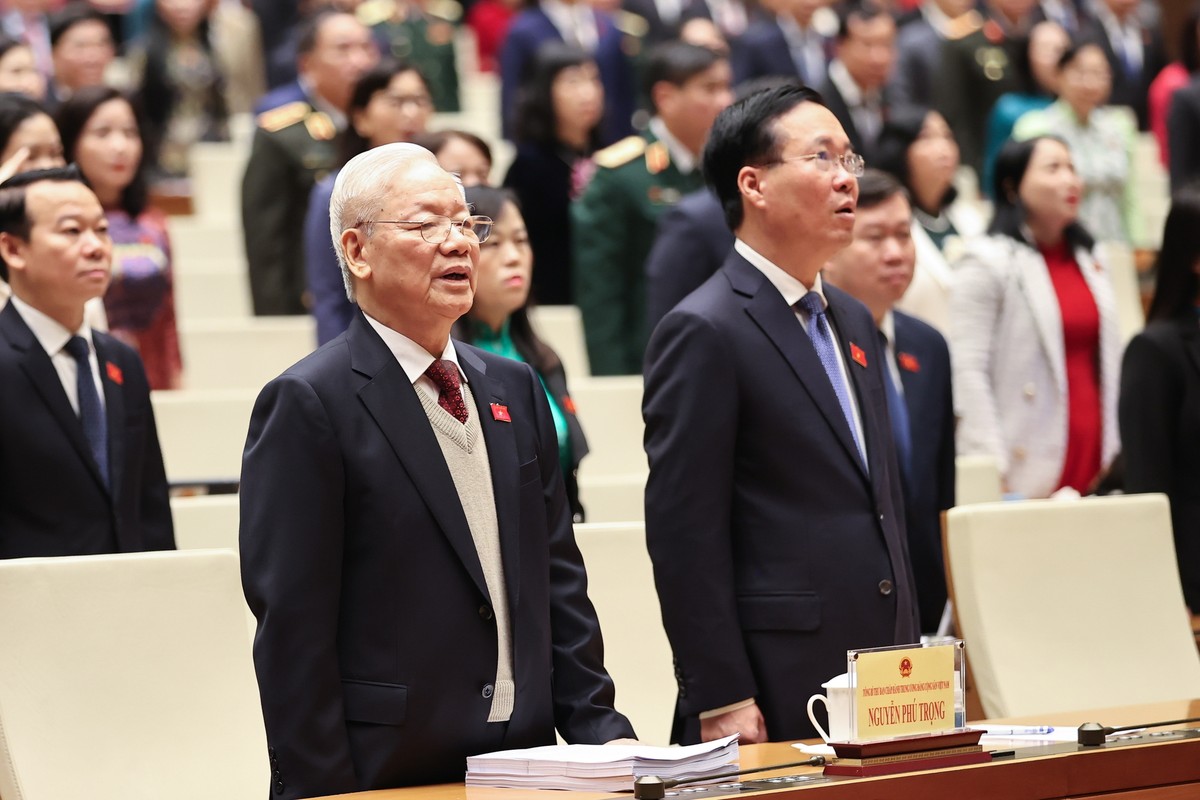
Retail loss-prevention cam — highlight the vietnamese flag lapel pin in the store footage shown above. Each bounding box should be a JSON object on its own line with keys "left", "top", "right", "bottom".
{"left": 490, "top": 403, "right": 511, "bottom": 422}
{"left": 849, "top": 342, "right": 868, "bottom": 368}
{"left": 106, "top": 361, "right": 124, "bottom": 385}
{"left": 899, "top": 352, "right": 920, "bottom": 373}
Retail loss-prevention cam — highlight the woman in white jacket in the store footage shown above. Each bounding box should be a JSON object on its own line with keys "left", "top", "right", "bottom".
{"left": 951, "top": 135, "right": 1121, "bottom": 499}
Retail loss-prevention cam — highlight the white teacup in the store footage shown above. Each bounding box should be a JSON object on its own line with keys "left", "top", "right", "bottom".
{"left": 806, "top": 673, "right": 853, "bottom": 743}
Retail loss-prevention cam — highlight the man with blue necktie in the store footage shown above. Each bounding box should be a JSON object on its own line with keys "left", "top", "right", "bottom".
{"left": 643, "top": 85, "right": 918, "bottom": 745}
{"left": 823, "top": 169, "right": 955, "bottom": 635}
{"left": 0, "top": 166, "right": 173, "bottom": 558}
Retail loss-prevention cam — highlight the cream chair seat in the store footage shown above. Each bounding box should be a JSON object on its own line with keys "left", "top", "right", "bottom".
{"left": 945, "top": 494, "right": 1200, "bottom": 719}
{"left": 152, "top": 388, "right": 257, "bottom": 487}
{"left": 528, "top": 305, "right": 591, "bottom": 380}
{"left": 954, "top": 454, "right": 1004, "bottom": 506}
{"left": 573, "top": 522, "right": 674, "bottom": 745}
{"left": 0, "top": 550, "right": 268, "bottom": 800}
{"left": 171, "top": 494, "right": 241, "bottom": 551}
{"left": 179, "top": 317, "right": 315, "bottom": 391}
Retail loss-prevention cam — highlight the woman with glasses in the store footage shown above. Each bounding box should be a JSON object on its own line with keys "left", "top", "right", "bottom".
{"left": 305, "top": 60, "right": 435, "bottom": 345}
{"left": 454, "top": 185, "right": 590, "bottom": 521}
{"left": 1013, "top": 41, "right": 1140, "bottom": 245}
{"left": 951, "top": 135, "right": 1121, "bottom": 499}
{"left": 1119, "top": 186, "right": 1200, "bottom": 614}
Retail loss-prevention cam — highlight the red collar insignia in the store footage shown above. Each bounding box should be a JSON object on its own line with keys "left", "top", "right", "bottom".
{"left": 490, "top": 403, "right": 511, "bottom": 422}
{"left": 850, "top": 343, "right": 868, "bottom": 368}
{"left": 898, "top": 352, "right": 920, "bottom": 373}
{"left": 106, "top": 362, "right": 123, "bottom": 385}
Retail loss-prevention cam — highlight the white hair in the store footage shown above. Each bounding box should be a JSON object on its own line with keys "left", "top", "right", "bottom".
{"left": 329, "top": 142, "right": 440, "bottom": 302}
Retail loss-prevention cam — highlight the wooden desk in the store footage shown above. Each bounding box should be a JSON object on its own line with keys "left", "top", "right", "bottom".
{"left": 313, "top": 699, "right": 1200, "bottom": 800}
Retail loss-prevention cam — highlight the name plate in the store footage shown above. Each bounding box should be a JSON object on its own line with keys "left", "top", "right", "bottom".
{"left": 847, "top": 640, "right": 964, "bottom": 740}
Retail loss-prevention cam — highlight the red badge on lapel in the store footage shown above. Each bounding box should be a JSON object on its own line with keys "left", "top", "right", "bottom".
{"left": 898, "top": 352, "right": 920, "bottom": 373}
{"left": 849, "top": 343, "right": 868, "bottom": 368}
{"left": 490, "top": 403, "right": 511, "bottom": 422}
{"left": 106, "top": 362, "right": 123, "bottom": 385}
{"left": 562, "top": 396, "right": 577, "bottom": 414}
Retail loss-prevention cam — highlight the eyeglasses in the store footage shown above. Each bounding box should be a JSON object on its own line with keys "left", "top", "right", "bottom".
{"left": 761, "top": 151, "right": 866, "bottom": 177}
{"left": 365, "top": 215, "right": 493, "bottom": 244}
{"left": 380, "top": 93, "right": 433, "bottom": 110}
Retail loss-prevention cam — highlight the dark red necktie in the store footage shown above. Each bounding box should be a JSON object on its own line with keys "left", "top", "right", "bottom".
{"left": 425, "top": 359, "right": 469, "bottom": 423}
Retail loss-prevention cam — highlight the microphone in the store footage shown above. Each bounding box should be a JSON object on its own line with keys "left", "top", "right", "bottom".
{"left": 1078, "top": 717, "right": 1200, "bottom": 746}
{"left": 633, "top": 756, "right": 827, "bottom": 799}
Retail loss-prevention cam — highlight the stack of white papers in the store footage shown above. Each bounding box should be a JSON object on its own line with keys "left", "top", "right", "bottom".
{"left": 466, "top": 733, "right": 740, "bottom": 792}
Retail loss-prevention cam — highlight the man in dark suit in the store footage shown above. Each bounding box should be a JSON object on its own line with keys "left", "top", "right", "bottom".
{"left": 644, "top": 187, "right": 732, "bottom": 332}
{"left": 240, "top": 143, "right": 634, "bottom": 800}
{"left": 818, "top": 0, "right": 896, "bottom": 162}
{"left": 0, "top": 167, "right": 173, "bottom": 558}
{"left": 1080, "top": 0, "right": 1165, "bottom": 130}
{"left": 643, "top": 85, "right": 919, "bottom": 745}
{"left": 732, "top": 0, "right": 833, "bottom": 86}
{"left": 822, "top": 170, "right": 955, "bottom": 634}
{"left": 888, "top": 0, "right": 975, "bottom": 109}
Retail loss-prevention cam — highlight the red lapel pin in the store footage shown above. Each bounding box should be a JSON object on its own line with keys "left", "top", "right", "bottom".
{"left": 490, "top": 403, "right": 511, "bottom": 422}
{"left": 106, "top": 362, "right": 123, "bottom": 385}
{"left": 898, "top": 352, "right": 920, "bottom": 373}
{"left": 849, "top": 343, "right": 868, "bottom": 368}
{"left": 562, "top": 396, "right": 577, "bottom": 414}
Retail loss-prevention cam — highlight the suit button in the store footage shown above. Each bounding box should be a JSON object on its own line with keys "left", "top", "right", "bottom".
{"left": 1012, "top": 446, "right": 1027, "bottom": 462}
{"left": 878, "top": 580, "right": 894, "bottom": 596}
{"left": 268, "top": 747, "right": 276, "bottom": 758}
{"left": 274, "top": 780, "right": 285, "bottom": 795}
{"left": 479, "top": 604, "right": 494, "bottom": 621}
{"left": 1023, "top": 383, "right": 1036, "bottom": 400}
{"left": 482, "top": 683, "right": 494, "bottom": 699}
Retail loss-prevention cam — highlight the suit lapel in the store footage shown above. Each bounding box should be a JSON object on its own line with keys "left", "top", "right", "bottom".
{"left": 1015, "top": 240, "right": 1067, "bottom": 393}
{"left": 729, "top": 256, "right": 868, "bottom": 478}
{"left": 459, "top": 346, "right": 521, "bottom": 613}
{"left": 1, "top": 305, "right": 109, "bottom": 493}
{"left": 349, "top": 316, "right": 491, "bottom": 602}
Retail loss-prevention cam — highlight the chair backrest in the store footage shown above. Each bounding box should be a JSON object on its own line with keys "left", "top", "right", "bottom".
{"left": 0, "top": 551, "right": 268, "bottom": 800}
{"left": 573, "top": 523, "right": 674, "bottom": 745}
{"left": 577, "top": 473, "right": 645, "bottom": 523}
{"left": 571, "top": 376, "right": 647, "bottom": 480}
{"left": 152, "top": 389, "right": 257, "bottom": 487}
{"left": 174, "top": 267, "right": 252, "bottom": 321}
{"left": 171, "top": 494, "right": 241, "bottom": 551}
{"left": 528, "top": 305, "right": 591, "bottom": 380}
{"left": 945, "top": 494, "right": 1200, "bottom": 719}
{"left": 954, "top": 455, "right": 1004, "bottom": 506}
{"left": 179, "top": 317, "right": 315, "bottom": 390}
{"left": 1093, "top": 240, "right": 1145, "bottom": 345}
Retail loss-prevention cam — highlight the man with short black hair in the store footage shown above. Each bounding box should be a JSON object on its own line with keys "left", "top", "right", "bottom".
{"left": 46, "top": 2, "right": 113, "bottom": 106}
{"left": 644, "top": 85, "right": 918, "bottom": 744}
{"left": 0, "top": 166, "right": 174, "bottom": 558}
{"left": 572, "top": 40, "right": 732, "bottom": 375}
{"left": 819, "top": 0, "right": 896, "bottom": 161}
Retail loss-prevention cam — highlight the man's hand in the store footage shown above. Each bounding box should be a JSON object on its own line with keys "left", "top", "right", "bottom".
{"left": 701, "top": 701, "right": 767, "bottom": 743}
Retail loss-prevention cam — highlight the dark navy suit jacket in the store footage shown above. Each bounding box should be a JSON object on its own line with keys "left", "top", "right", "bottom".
{"left": 253, "top": 79, "right": 307, "bottom": 116}
{"left": 644, "top": 188, "right": 733, "bottom": 334}
{"left": 892, "top": 310, "right": 955, "bottom": 633}
{"left": 0, "top": 303, "right": 174, "bottom": 558}
{"left": 644, "top": 251, "right": 920, "bottom": 743}
{"left": 731, "top": 17, "right": 831, "bottom": 86}
{"left": 499, "top": 8, "right": 635, "bottom": 146}
{"left": 240, "top": 311, "right": 633, "bottom": 798}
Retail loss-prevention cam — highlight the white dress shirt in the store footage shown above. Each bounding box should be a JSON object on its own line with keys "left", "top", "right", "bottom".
{"left": 648, "top": 116, "right": 697, "bottom": 175}
{"left": 541, "top": 0, "right": 599, "bottom": 52}
{"left": 828, "top": 58, "right": 883, "bottom": 149}
{"left": 777, "top": 14, "right": 828, "bottom": 87}
{"left": 8, "top": 294, "right": 105, "bottom": 416}
{"left": 363, "top": 313, "right": 468, "bottom": 402}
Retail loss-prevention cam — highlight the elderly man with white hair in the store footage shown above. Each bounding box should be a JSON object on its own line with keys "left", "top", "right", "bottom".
{"left": 239, "top": 143, "right": 634, "bottom": 800}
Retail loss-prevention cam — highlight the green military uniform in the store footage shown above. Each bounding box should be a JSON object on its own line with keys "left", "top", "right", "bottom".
{"left": 360, "top": 0, "right": 460, "bottom": 113}
{"left": 241, "top": 100, "right": 337, "bottom": 316}
{"left": 571, "top": 130, "right": 705, "bottom": 375}
{"left": 934, "top": 12, "right": 1026, "bottom": 178}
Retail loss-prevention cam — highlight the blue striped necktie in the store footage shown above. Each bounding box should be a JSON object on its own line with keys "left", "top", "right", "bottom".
{"left": 796, "top": 292, "right": 866, "bottom": 468}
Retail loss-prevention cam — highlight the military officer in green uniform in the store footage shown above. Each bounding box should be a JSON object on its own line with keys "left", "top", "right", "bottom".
{"left": 241, "top": 10, "right": 377, "bottom": 316}
{"left": 934, "top": 0, "right": 1036, "bottom": 179}
{"left": 572, "top": 41, "right": 732, "bottom": 375}
{"left": 359, "top": 0, "right": 461, "bottom": 112}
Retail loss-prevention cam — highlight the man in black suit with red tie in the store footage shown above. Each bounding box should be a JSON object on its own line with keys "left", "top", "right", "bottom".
{"left": 240, "top": 143, "right": 634, "bottom": 800}
{"left": 0, "top": 166, "right": 174, "bottom": 558}
{"left": 823, "top": 169, "right": 955, "bottom": 634}
{"left": 643, "top": 85, "right": 919, "bottom": 745}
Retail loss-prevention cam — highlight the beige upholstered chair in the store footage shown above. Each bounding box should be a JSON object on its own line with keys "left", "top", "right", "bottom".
{"left": 529, "top": 305, "right": 591, "bottom": 380}
{"left": 178, "top": 317, "right": 315, "bottom": 390}
{"left": 152, "top": 389, "right": 256, "bottom": 487}
{"left": 945, "top": 494, "right": 1200, "bottom": 719}
{"left": 954, "top": 454, "right": 1004, "bottom": 506}
{"left": 573, "top": 523, "right": 674, "bottom": 744}
{"left": 0, "top": 551, "right": 268, "bottom": 800}
{"left": 171, "top": 494, "right": 241, "bottom": 551}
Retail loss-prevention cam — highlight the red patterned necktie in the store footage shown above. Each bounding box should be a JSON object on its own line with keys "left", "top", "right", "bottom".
{"left": 425, "top": 359, "right": 469, "bottom": 423}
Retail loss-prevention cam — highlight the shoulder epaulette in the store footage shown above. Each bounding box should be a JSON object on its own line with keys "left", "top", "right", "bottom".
{"left": 426, "top": 0, "right": 462, "bottom": 22}
{"left": 357, "top": 0, "right": 396, "bottom": 26}
{"left": 305, "top": 111, "right": 337, "bottom": 142}
{"left": 594, "top": 136, "right": 647, "bottom": 169}
{"left": 614, "top": 10, "right": 650, "bottom": 38}
{"left": 946, "top": 10, "right": 983, "bottom": 40}
{"left": 257, "top": 101, "right": 310, "bottom": 133}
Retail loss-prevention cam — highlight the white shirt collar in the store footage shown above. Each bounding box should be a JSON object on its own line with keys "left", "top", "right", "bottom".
{"left": 879, "top": 308, "right": 896, "bottom": 344}
{"left": 298, "top": 74, "right": 348, "bottom": 131}
{"left": 363, "top": 312, "right": 467, "bottom": 386}
{"left": 1095, "top": 3, "right": 1140, "bottom": 41}
{"left": 828, "top": 58, "right": 878, "bottom": 108}
{"left": 648, "top": 116, "right": 697, "bottom": 174}
{"left": 8, "top": 294, "right": 93, "bottom": 358}
{"left": 540, "top": 0, "right": 599, "bottom": 51}
{"left": 920, "top": 1, "right": 953, "bottom": 36}
{"left": 734, "top": 239, "right": 828, "bottom": 308}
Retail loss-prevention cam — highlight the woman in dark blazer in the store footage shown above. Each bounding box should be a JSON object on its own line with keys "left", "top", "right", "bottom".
{"left": 456, "top": 185, "right": 590, "bottom": 521}
{"left": 503, "top": 43, "right": 604, "bottom": 305}
{"left": 1119, "top": 186, "right": 1200, "bottom": 613}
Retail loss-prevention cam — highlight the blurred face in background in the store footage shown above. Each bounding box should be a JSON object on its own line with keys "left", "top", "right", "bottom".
{"left": 838, "top": 12, "right": 896, "bottom": 93}
{"left": 1058, "top": 44, "right": 1112, "bottom": 119}
{"left": 1028, "top": 21, "right": 1070, "bottom": 95}
{"left": 434, "top": 135, "right": 491, "bottom": 187}
{"left": 1018, "top": 138, "right": 1081, "bottom": 238}
{"left": 302, "top": 13, "right": 378, "bottom": 112}
{"left": 655, "top": 58, "right": 734, "bottom": 156}
{"left": 1, "top": 112, "right": 65, "bottom": 172}
{"left": 906, "top": 111, "right": 958, "bottom": 211}
{"left": 73, "top": 97, "right": 142, "bottom": 207}
{"left": 0, "top": 44, "right": 45, "bottom": 100}
{"left": 156, "top": 0, "right": 209, "bottom": 37}
{"left": 353, "top": 70, "right": 433, "bottom": 148}
{"left": 472, "top": 199, "right": 532, "bottom": 330}
{"left": 52, "top": 19, "right": 115, "bottom": 92}
{"left": 552, "top": 61, "right": 603, "bottom": 147}
{"left": 824, "top": 191, "right": 915, "bottom": 321}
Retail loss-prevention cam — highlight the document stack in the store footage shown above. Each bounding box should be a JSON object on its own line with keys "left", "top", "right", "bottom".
{"left": 466, "top": 733, "right": 740, "bottom": 791}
